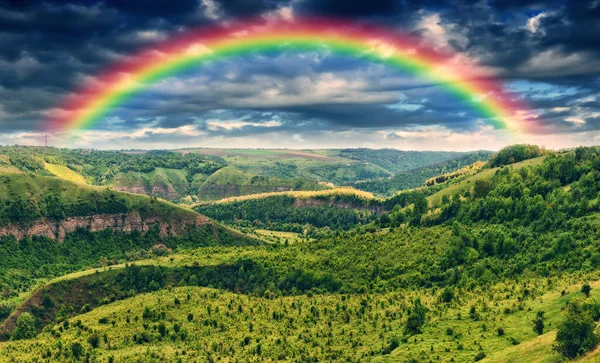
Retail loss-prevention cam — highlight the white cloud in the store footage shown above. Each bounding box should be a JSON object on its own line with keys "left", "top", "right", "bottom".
{"left": 519, "top": 49, "right": 600, "bottom": 77}
{"left": 200, "top": 0, "right": 222, "bottom": 20}
{"left": 134, "top": 30, "right": 168, "bottom": 42}
{"left": 264, "top": 5, "right": 294, "bottom": 22}
{"left": 565, "top": 117, "right": 586, "bottom": 126}
{"left": 148, "top": 71, "right": 400, "bottom": 109}
{"left": 184, "top": 43, "right": 213, "bottom": 57}
{"left": 526, "top": 12, "right": 547, "bottom": 33}
{"left": 416, "top": 12, "right": 468, "bottom": 50}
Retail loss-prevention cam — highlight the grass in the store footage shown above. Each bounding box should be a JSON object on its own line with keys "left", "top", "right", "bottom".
{"left": 44, "top": 163, "right": 87, "bottom": 184}
{"left": 111, "top": 168, "right": 190, "bottom": 200}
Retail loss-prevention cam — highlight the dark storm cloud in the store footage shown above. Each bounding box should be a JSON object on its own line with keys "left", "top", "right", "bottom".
{"left": 0, "top": 0, "right": 598, "bottom": 139}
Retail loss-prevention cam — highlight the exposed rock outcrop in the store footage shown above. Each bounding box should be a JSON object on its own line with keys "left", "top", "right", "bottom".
{"left": 0, "top": 212, "right": 210, "bottom": 242}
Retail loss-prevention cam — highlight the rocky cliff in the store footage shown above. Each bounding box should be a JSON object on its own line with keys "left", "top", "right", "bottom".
{"left": 0, "top": 211, "right": 210, "bottom": 242}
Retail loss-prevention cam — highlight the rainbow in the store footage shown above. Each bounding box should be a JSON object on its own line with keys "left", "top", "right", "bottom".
{"left": 45, "top": 18, "right": 538, "bottom": 134}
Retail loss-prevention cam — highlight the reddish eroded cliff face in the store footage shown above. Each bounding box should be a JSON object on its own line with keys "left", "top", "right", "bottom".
{"left": 0, "top": 212, "right": 210, "bottom": 242}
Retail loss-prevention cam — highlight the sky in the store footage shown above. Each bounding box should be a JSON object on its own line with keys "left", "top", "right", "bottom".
{"left": 0, "top": 0, "right": 599, "bottom": 150}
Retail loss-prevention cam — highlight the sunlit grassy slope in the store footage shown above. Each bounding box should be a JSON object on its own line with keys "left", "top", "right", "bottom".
{"left": 44, "top": 163, "right": 87, "bottom": 184}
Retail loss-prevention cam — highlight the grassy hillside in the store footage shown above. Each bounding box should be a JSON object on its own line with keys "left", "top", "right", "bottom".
{"left": 196, "top": 186, "right": 376, "bottom": 205}
{"left": 3, "top": 220, "right": 600, "bottom": 361}
{"left": 0, "top": 146, "right": 496, "bottom": 203}
{"left": 0, "top": 171, "right": 258, "bottom": 313}
{"left": 44, "top": 163, "right": 87, "bottom": 184}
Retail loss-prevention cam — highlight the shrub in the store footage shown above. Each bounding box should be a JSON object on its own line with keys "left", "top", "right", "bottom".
{"left": 440, "top": 287, "right": 455, "bottom": 303}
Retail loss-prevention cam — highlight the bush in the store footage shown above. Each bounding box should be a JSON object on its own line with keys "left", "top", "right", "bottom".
{"left": 440, "top": 287, "right": 455, "bottom": 303}
{"left": 0, "top": 303, "right": 14, "bottom": 320}
{"left": 404, "top": 298, "right": 428, "bottom": 335}
{"left": 533, "top": 311, "right": 545, "bottom": 335}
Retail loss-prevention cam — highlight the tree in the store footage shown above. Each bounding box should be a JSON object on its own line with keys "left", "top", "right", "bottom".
{"left": 582, "top": 283, "right": 592, "bottom": 298}
{"left": 0, "top": 304, "right": 13, "bottom": 320}
{"left": 158, "top": 322, "right": 167, "bottom": 337}
{"left": 42, "top": 293, "right": 54, "bottom": 310}
{"left": 473, "top": 180, "right": 492, "bottom": 199}
{"left": 533, "top": 311, "right": 545, "bottom": 335}
{"left": 71, "top": 342, "right": 84, "bottom": 359}
{"left": 554, "top": 298, "right": 600, "bottom": 358}
{"left": 439, "top": 287, "right": 455, "bottom": 303}
{"left": 404, "top": 298, "right": 428, "bottom": 334}
{"left": 12, "top": 312, "right": 36, "bottom": 340}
